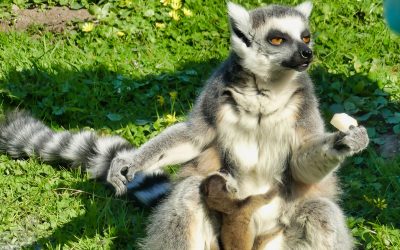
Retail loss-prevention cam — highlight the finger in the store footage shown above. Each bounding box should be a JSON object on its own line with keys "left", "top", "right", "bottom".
{"left": 127, "top": 167, "right": 136, "bottom": 181}
{"left": 107, "top": 169, "right": 128, "bottom": 190}
{"left": 112, "top": 177, "right": 128, "bottom": 196}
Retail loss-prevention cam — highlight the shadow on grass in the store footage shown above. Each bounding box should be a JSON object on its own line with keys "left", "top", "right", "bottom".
{"left": 1, "top": 60, "right": 399, "bottom": 248}
{"left": 0, "top": 59, "right": 221, "bottom": 129}
{"left": 24, "top": 178, "right": 149, "bottom": 250}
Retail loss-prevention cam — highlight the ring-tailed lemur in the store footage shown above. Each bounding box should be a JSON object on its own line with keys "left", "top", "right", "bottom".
{"left": 0, "top": 1, "right": 369, "bottom": 249}
{"left": 108, "top": 2, "right": 369, "bottom": 249}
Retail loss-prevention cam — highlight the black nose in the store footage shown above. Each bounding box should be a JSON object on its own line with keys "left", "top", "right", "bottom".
{"left": 300, "top": 49, "right": 313, "bottom": 59}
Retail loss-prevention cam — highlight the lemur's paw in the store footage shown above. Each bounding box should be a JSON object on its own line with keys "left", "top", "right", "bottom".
{"left": 224, "top": 174, "right": 239, "bottom": 195}
{"left": 127, "top": 163, "right": 139, "bottom": 182}
{"left": 107, "top": 158, "right": 131, "bottom": 196}
{"left": 333, "top": 125, "right": 369, "bottom": 155}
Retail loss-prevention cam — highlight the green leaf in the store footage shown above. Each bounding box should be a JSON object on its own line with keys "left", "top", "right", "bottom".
{"left": 381, "top": 108, "right": 394, "bottom": 119}
{"left": 70, "top": 2, "right": 83, "bottom": 10}
{"left": 371, "top": 138, "right": 385, "bottom": 145}
{"left": 358, "top": 111, "right": 377, "bottom": 121}
{"left": 135, "top": 119, "right": 150, "bottom": 125}
{"left": 144, "top": 9, "right": 155, "bottom": 17}
{"left": 344, "top": 101, "right": 358, "bottom": 113}
{"left": 184, "top": 69, "right": 198, "bottom": 76}
{"left": 352, "top": 81, "right": 365, "bottom": 94}
{"left": 394, "top": 124, "right": 400, "bottom": 134}
{"left": 374, "top": 96, "right": 388, "bottom": 106}
{"left": 354, "top": 157, "right": 364, "bottom": 165}
{"left": 353, "top": 58, "right": 363, "bottom": 73}
{"left": 387, "top": 116, "right": 400, "bottom": 124}
{"left": 329, "top": 103, "right": 344, "bottom": 113}
{"left": 52, "top": 106, "right": 65, "bottom": 116}
{"left": 367, "top": 127, "right": 376, "bottom": 138}
{"left": 92, "top": 3, "right": 111, "bottom": 19}
{"left": 107, "top": 113, "right": 122, "bottom": 121}
{"left": 59, "top": 0, "right": 68, "bottom": 5}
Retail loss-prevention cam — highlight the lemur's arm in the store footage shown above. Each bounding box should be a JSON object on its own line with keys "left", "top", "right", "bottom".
{"left": 108, "top": 121, "right": 216, "bottom": 195}
{"left": 240, "top": 188, "right": 278, "bottom": 214}
{"left": 291, "top": 126, "right": 369, "bottom": 184}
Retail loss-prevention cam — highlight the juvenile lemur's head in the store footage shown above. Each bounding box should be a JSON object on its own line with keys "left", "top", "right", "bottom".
{"left": 228, "top": 1, "right": 313, "bottom": 76}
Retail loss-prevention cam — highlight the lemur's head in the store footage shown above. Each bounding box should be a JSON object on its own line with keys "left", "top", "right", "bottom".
{"left": 228, "top": 1, "right": 313, "bottom": 77}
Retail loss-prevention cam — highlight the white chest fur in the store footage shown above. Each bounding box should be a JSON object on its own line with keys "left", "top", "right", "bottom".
{"left": 216, "top": 80, "right": 302, "bottom": 241}
{"left": 217, "top": 81, "right": 301, "bottom": 195}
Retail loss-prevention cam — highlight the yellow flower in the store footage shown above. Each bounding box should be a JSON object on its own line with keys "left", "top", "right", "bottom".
{"left": 165, "top": 114, "right": 177, "bottom": 124}
{"left": 121, "top": 0, "right": 134, "bottom": 7}
{"left": 168, "top": 10, "right": 180, "bottom": 21}
{"left": 170, "top": 0, "right": 182, "bottom": 10}
{"left": 169, "top": 91, "right": 177, "bottom": 101}
{"left": 81, "top": 22, "right": 94, "bottom": 32}
{"left": 116, "top": 31, "right": 125, "bottom": 37}
{"left": 155, "top": 22, "right": 166, "bottom": 29}
{"left": 160, "top": 0, "right": 170, "bottom": 6}
{"left": 182, "top": 8, "right": 193, "bottom": 17}
{"left": 157, "top": 95, "right": 165, "bottom": 106}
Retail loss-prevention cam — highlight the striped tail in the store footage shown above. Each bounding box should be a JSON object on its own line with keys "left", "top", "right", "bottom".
{"left": 0, "top": 111, "right": 170, "bottom": 206}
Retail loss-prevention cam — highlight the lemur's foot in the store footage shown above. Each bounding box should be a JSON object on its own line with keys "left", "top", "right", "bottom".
{"left": 333, "top": 125, "right": 369, "bottom": 155}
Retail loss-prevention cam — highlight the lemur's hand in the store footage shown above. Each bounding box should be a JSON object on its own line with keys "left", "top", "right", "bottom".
{"left": 332, "top": 125, "right": 369, "bottom": 156}
{"left": 107, "top": 157, "right": 138, "bottom": 196}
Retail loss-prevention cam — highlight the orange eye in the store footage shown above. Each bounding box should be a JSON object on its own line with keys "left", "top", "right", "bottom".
{"left": 302, "top": 36, "right": 311, "bottom": 44}
{"left": 270, "top": 37, "right": 283, "bottom": 45}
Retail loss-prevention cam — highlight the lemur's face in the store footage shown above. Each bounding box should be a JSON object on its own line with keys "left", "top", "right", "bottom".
{"left": 259, "top": 16, "right": 313, "bottom": 72}
{"left": 228, "top": 2, "right": 313, "bottom": 76}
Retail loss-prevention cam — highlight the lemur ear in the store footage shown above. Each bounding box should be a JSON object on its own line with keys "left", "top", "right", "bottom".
{"left": 295, "top": 1, "right": 313, "bottom": 18}
{"left": 227, "top": 2, "right": 251, "bottom": 47}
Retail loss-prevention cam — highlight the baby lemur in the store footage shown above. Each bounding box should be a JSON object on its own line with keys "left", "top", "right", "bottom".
{"left": 201, "top": 174, "right": 280, "bottom": 250}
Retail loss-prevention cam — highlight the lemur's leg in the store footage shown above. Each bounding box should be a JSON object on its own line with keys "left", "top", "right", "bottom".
{"left": 139, "top": 176, "right": 220, "bottom": 250}
{"left": 277, "top": 198, "right": 353, "bottom": 250}
{"left": 291, "top": 126, "right": 368, "bottom": 184}
{"left": 107, "top": 122, "right": 216, "bottom": 195}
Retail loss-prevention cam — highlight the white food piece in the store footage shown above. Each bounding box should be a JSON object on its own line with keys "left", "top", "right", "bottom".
{"left": 330, "top": 113, "right": 358, "bottom": 132}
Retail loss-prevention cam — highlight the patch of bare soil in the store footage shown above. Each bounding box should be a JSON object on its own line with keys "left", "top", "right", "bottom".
{"left": 378, "top": 133, "right": 400, "bottom": 159}
{"left": 0, "top": 5, "right": 93, "bottom": 32}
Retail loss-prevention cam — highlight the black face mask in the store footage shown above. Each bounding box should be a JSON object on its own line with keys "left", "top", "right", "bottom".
{"left": 281, "top": 43, "right": 313, "bottom": 72}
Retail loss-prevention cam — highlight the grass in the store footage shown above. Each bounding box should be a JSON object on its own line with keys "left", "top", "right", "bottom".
{"left": 0, "top": 0, "right": 399, "bottom": 249}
